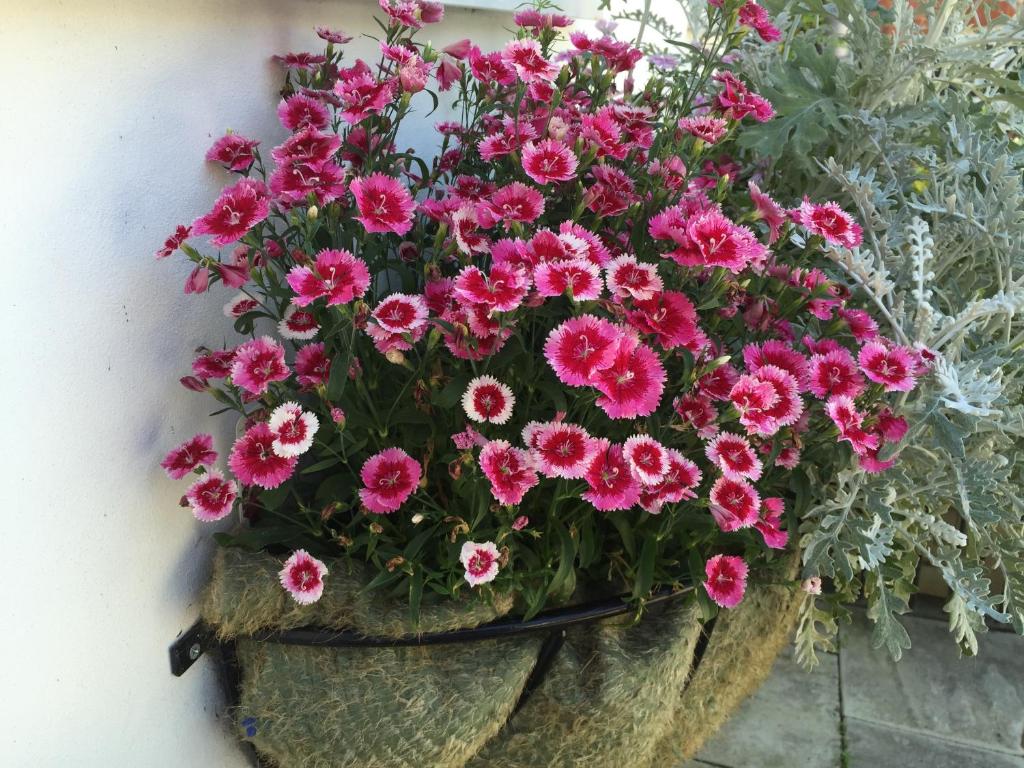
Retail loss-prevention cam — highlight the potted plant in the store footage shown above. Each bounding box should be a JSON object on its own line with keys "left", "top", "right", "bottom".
{"left": 158, "top": 1, "right": 926, "bottom": 764}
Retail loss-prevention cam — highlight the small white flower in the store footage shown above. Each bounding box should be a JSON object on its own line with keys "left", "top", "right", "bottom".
{"left": 268, "top": 402, "right": 319, "bottom": 458}
{"left": 462, "top": 375, "right": 515, "bottom": 425}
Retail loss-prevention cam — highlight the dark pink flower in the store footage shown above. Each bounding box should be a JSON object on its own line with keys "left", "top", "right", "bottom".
{"left": 335, "top": 68, "right": 396, "bottom": 124}
{"left": 184, "top": 266, "right": 210, "bottom": 295}
{"left": 502, "top": 39, "right": 559, "bottom": 83}
{"left": 704, "top": 554, "right": 748, "bottom": 608}
{"left": 714, "top": 71, "right": 774, "bottom": 122}
{"left": 155, "top": 224, "right": 191, "bottom": 259}
{"left": 674, "top": 393, "right": 719, "bottom": 437}
{"left": 858, "top": 341, "right": 917, "bottom": 392}
{"left": 229, "top": 422, "right": 298, "bottom": 489}
{"left": 544, "top": 315, "right": 620, "bottom": 386}
{"left": 838, "top": 308, "right": 879, "bottom": 342}
{"left": 379, "top": 0, "right": 443, "bottom": 28}
{"left": 192, "top": 179, "right": 271, "bottom": 247}
{"left": 678, "top": 116, "right": 728, "bottom": 144}
{"left": 279, "top": 550, "right": 328, "bottom": 605}
{"left": 521, "top": 139, "right": 578, "bottom": 185}
{"left": 206, "top": 133, "right": 259, "bottom": 172}
{"left": 294, "top": 343, "right": 330, "bottom": 389}
{"left": 479, "top": 440, "right": 539, "bottom": 506}
{"left": 705, "top": 432, "right": 762, "bottom": 481}
{"left": 738, "top": 1, "right": 781, "bottom": 41}
{"left": 593, "top": 334, "right": 667, "bottom": 419}
{"left": 754, "top": 497, "right": 789, "bottom": 549}
{"left": 288, "top": 249, "right": 371, "bottom": 308}
{"left": 877, "top": 408, "right": 909, "bottom": 443}
{"left": 271, "top": 126, "right": 342, "bottom": 165}
{"left": 270, "top": 159, "right": 347, "bottom": 206}
{"left": 192, "top": 349, "right": 235, "bottom": 379}
{"left": 360, "top": 447, "right": 421, "bottom": 513}
{"left": 582, "top": 440, "right": 642, "bottom": 511}
{"left": 808, "top": 348, "right": 865, "bottom": 399}
{"left": 453, "top": 263, "right": 529, "bottom": 312}
{"left": 709, "top": 476, "right": 760, "bottom": 531}
{"left": 796, "top": 199, "right": 863, "bottom": 248}
{"left": 748, "top": 181, "right": 787, "bottom": 243}
{"left": 468, "top": 46, "right": 517, "bottom": 86}
{"left": 185, "top": 470, "right": 238, "bottom": 522}
{"left": 277, "top": 94, "right": 330, "bottom": 131}
{"left": 626, "top": 291, "right": 702, "bottom": 351}
{"left": 350, "top": 173, "right": 416, "bottom": 235}
{"left": 443, "top": 38, "right": 473, "bottom": 59}
{"left": 476, "top": 182, "right": 545, "bottom": 228}
{"left": 161, "top": 433, "right": 217, "bottom": 479}
{"left": 230, "top": 336, "right": 290, "bottom": 396}
{"left": 316, "top": 26, "right": 353, "bottom": 44}
{"left": 514, "top": 9, "right": 573, "bottom": 29}
{"left": 585, "top": 165, "right": 636, "bottom": 216}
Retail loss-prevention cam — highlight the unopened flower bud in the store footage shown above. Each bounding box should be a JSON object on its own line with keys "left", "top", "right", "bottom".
{"left": 411, "top": 513, "right": 426, "bottom": 525}
{"left": 321, "top": 502, "right": 340, "bottom": 522}
{"left": 330, "top": 407, "right": 346, "bottom": 428}
{"left": 385, "top": 556, "right": 406, "bottom": 572}
{"left": 512, "top": 515, "right": 529, "bottom": 531}
{"left": 801, "top": 576, "right": 822, "bottom": 595}
{"left": 385, "top": 349, "right": 406, "bottom": 365}
{"left": 180, "top": 375, "right": 208, "bottom": 392}
{"left": 369, "top": 521, "right": 384, "bottom": 535}
{"left": 307, "top": 205, "right": 319, "bottom": 220}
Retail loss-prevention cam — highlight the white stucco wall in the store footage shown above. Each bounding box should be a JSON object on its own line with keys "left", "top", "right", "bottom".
{"left": 0, "top": 0, "right": 692, "bottom": 763}
{"left": 0, "top": 2, "right": 521, "bottom": 764}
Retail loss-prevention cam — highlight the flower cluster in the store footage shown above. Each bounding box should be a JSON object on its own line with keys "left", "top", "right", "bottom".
{"left": 157, "top": 0, "right": 923, "bottom": 614}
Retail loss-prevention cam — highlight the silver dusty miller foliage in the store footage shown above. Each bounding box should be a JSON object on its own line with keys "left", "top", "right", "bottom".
{"left": 735, "top": 0, "right": 1024, "bottom": 663}
{"left": 618, "top": 0, "right": 1024, "bottom": 662}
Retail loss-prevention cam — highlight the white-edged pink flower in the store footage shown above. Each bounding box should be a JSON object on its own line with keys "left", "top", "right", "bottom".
{"left": 532, "top": 422, "right": 598, "bottom": 479}
{"left": 224, "top": 293, "right": 260, "bottom": 318}
{"left": 808, "top": 348, "right": 864, "bottom": 399}
{"left": 230, "top": 336, "right": 290, "bottom": 396}
{"left": 279, "top": 549, "right": 329, "bottom": 605}
{"left": 521, "top": 139, "right": 578, "bottom": 185}
{"left": 678, "top": 116, "right": 728, "bottom": 144}
{"left": 479, "top": 440, "right": 539, "bottom": 505}
{"left": 709, "top": 476, "right": 761, "bottom": 531}
{"left": 185, "top": 470, "right": 238, "bottom": 522}
{"left": 622, "top": 435, "right": 670, "bottom": 485}
{"left": 606, "top": 255, "right": 663, "bottom": 302}
{"left": 460, "top": 540, "right": 500, "bottom": 586}
{"left": 462, "top": 375, "right": 515, "bottom": 424}
{"left": 278, "top": 305, "right": 320, "bottom": 340}
{"left": 372, "top": 293, "right": 429, "bottom": 334}
{"left": 544, "top": 315, "right": 620, "bottom": 386}
{"left": 229, "top": 422, "right": 298, "bottom": 489}
{"left": 359, "top": 447, "right": 422, "bottom": 514}
{"left": 161, "top": 433, "right": 217, "bottom": 479}
{"left": 268, "top": 402, "right": 319, "bottom": 458}
{"left": 705, "top": 432, "right": 763, "bottom": 481}
{"left": 704, "top": 554, "right": 748, "bottom": 608}
{"left": 729, "top": 365, "right": 803, "bottom": 437}
{"left": 534, "top": 259, "right": 603, "bottom": 301}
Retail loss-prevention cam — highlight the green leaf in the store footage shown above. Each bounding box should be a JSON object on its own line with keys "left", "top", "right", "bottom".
{"left": 632, "top": 535, "right": 658, "bottom": 600}
{"left": 327, "top": 347, "right": 353, "bottom": 401}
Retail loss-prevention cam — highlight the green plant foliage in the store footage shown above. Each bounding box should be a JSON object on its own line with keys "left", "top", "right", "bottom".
{"left": 736, "top": 0, "right": 1024, "bottom": 659}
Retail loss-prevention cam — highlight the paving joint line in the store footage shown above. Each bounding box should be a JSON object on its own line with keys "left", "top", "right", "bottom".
{"left": 843, "top": 714, "right": 1024, "bottom": 758}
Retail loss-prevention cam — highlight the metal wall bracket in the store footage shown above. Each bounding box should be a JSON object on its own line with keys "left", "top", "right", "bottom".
{"left": 169, "top": 620, "right": 208, "bottom": 677}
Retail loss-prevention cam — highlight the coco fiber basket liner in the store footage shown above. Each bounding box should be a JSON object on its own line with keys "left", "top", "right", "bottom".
{"left": 203, "top": 547, "right": 800, "bottom": 768}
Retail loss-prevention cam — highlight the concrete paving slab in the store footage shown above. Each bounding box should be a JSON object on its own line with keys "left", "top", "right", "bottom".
{"left": 840, "top": 609, "right": 1024, "bottom": 755}
{"left": 690, "top": 645, "right": 842, "bottom": 768}
{"left": 845, "top": 718, "right": 1024, "bottom": 768}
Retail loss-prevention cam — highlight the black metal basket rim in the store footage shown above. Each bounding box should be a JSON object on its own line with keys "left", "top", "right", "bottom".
{"left": 248, "top": 582, "right": 695, "bottom": 648}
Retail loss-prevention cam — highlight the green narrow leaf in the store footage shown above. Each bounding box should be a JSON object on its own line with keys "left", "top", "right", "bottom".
{"left": 632, "top": 535, "right": 658, "bottom": 600}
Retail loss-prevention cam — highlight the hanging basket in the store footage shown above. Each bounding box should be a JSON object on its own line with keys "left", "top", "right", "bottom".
{"left": 202, "top": 547, "right": 800, "bottom": 768}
